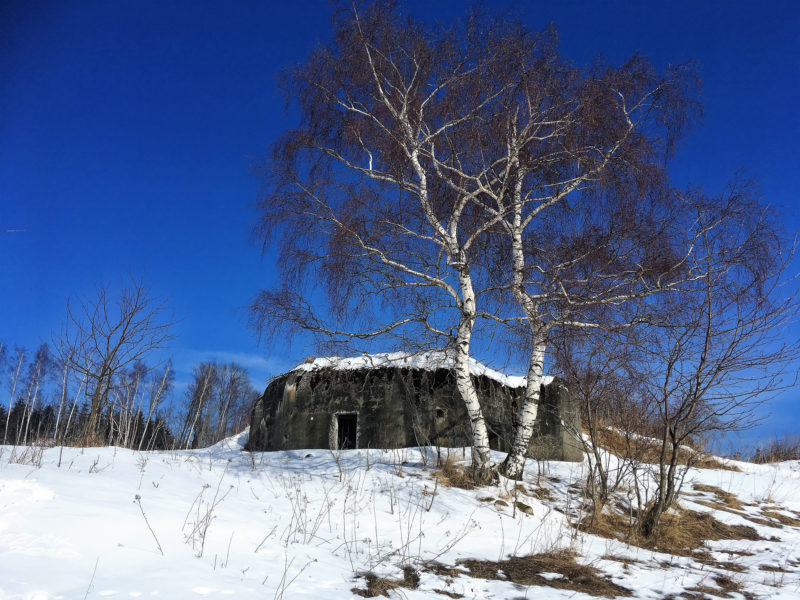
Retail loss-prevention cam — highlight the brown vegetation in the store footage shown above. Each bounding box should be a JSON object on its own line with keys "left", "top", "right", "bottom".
{"left": 430, "top": 454, "right": 477, "bottom": 490}
{"left": 580, "top": 503, "right": 762, "bottom": 558}
{"left": 691, "top": 484, "right": 746, "bottom": 510}
{"left": 749, "top": 436, "right": 800, "bottom": 463}
{"left": 351, "top": 566, "right": 420, "bottom": 598}
{"left": 456, "top": 549, "right": 631, "bottom": 598}
{"left": 597, "top": 428, "right": 738, "bottom": 471}
{"left": 684, "top": 574, "right": 749, "bottom": 599}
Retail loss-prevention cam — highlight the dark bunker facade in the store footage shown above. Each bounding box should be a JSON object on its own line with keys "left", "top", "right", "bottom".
{"left": 245, "top": 354, "right": 583, "bottom": 461}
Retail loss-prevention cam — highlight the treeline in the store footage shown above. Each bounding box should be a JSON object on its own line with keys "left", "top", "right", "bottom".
{"left": 0, "top": 341, "right": 258, "bottom": 451}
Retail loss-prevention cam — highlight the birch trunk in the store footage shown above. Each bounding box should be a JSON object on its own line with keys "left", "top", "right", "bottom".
{"left": 501, "top": 174, "right": 547, "bottom": 479}
{"left": 452, "top": 264, "right": 492, "bottom": 482}
{"left": 3, "top": 351, "right": 23, "bottom": 445}
{"left": 502, "top": 340, "right": 546, "bottom": 479}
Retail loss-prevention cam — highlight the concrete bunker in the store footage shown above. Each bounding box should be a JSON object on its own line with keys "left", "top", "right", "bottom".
{"left": 245, "top": 352, "right": 583, "bottom": 461}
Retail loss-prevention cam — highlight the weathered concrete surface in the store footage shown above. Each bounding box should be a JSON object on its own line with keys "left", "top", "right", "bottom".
{"left": 246, "top": 365, "right": 582, "bottom": 461}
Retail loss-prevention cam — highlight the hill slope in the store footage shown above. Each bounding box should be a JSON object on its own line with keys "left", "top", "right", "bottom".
{"left": 1, "top": 432, "right": 799, "bottom": 599}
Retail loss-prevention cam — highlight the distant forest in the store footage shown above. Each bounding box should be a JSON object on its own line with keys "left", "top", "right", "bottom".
{"left": 0, "top": 341, "right": 258, "bottom": 451}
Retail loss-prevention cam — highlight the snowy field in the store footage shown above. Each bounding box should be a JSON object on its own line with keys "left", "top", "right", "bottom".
{"left": 1, "top": 431, "right": 799, "bottom": 599}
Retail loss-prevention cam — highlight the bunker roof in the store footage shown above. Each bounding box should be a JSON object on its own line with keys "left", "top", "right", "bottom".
{"left": 290, "top": 350, "right": 553, "bottom": 389}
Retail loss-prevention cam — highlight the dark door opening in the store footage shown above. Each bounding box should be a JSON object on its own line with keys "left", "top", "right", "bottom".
{"left": 336, "top": 413, "right": 358, "bottom": 449}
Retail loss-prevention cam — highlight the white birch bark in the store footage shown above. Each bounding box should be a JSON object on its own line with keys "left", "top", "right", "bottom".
{"left": 502, "top": 162, "right": 548, "bottom": 479}
{"left": 504, "top": 340, "right": 546, "bottom": 479}
{"left": 3, "top": 351, "right": 23, "bottom": 445}
{"left": 453, "top": 267, "right": 491, "bottom": 477}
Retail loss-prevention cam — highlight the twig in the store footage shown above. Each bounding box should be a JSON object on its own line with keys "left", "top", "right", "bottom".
{"left": 134, "top": 494, "right": 164, "bottom": 556}
{"left": 83, "top": 556, "right": 99, "bottom": 600}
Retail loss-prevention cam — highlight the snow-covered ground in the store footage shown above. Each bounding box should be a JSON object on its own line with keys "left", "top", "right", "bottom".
{"left": 1, "top": 431, "right": 799, "bottom": 599}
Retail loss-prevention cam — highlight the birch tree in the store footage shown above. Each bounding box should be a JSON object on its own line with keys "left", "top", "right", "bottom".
{"left": 253, "top": 3, "right": 708, "bottom": 480}
{"left": 477, "top": 57, "right": 701, "bottom": 478}
{"left": 252, "top": 4, "right": 539, "bottom": 480}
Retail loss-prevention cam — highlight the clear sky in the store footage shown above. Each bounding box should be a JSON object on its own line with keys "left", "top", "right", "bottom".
{"left": 2, "top": 0, "right": 799, "bottom": 447}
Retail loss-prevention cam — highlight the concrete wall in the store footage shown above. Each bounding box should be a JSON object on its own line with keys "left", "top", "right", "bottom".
{"left": 246, "top": 366, "right": 582, "bottom": 461}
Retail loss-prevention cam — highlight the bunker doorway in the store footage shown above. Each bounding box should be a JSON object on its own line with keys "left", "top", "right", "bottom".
{"left": 336, "top": 413, "right": 358, "bottom": 449}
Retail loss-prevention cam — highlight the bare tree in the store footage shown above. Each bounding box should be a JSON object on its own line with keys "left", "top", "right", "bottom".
{"left": 178, "top": 361, "right": 255, "bottom": 449}
{"left": 56, "top": 279, "right": 173, "bottom": 442}
{"left": 252, "top": 4, "right": 540, "bottom": 480}
{"left": 253, "top": 2, "right": 705, "bottom": 481}
{"left": 18, "top": 344, "right": 54, "bottom": 445}
{"left": 628, "top": 185, "right": 799, "bottom": 537}
{"left": 137, "top": 362, "right": 173, "bottom": 451}
{"left": 3, "top": 347, "right": 24, "bottom": 445}
{"left": 553, "top": 330, "right": 646, "bottom": 519}
{"left": 463, "top": 54, "right": 701, "bottom": 479}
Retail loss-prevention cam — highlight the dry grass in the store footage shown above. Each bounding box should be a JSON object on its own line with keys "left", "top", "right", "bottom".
{"left": 749, "top": 436, "right": 800, "bottom": 463}
{"left": 431, "top": 589, "right": 464, "bottom": 598}
{"left": 760, "top": 508, "right": 800, "bottom": 528}
{"left": 595, "top": 428, "right": 739, "bottom": 471}
{"left": 515, "top": 483, "right": 555, "bottom": 502}
{"left": 685, "top": 574, "right": 748, "bottom": 599}
{"left": 690, "top": 485, "right": 800, "bottom": 530}
{"left": 430, "top": 454, "right": 476, "bottom": 490}
{"left": 692, "top": 455, "right": 741, "bottom": 471}
{"left": 692, "top": 484, "right": 745, "bottom": 510}
{"left": 351, "top": 566, "right": 420, "bottom": 598}
{"left": 456, "top": 548, "right": 632, "bottom": 598}
{"left": 759, "top": 564, "right": 790, "bottom": 573}
{"left": 580, "top": 504, "right": 762, "bottom": 558}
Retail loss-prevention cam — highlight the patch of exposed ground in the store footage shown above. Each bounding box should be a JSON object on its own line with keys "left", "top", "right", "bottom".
{"left": 684, "top": 573, "right": 752, "bottom": 599}
{"left": 433, "top": 548, "right": 632, "bottom": 598}
{"left": 580, "top": 504, "right": 762, "bottom": 558}
{"left": 351, "top": 566, "right": 420, "bottom": 598}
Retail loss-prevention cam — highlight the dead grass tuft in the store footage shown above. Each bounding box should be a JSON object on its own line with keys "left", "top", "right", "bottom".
{"left": 692, "top": 455, "right": 741, "bottom": 471}
{"left": 759, "top": 564, "right": 790, "bottom": 573}
{"left": 457, "top": 549, "right": 631, "bottom": 598}
{"left": 516, "top": 483, "right": 555, "bottom": 502}
{"left": 580, "top": 504, "right": 762, "bottom": 557}
{"left": 595, "top": 428, "right": 738, "bottom": 471}
{"left": 692, "top": 484, "right": 745, "bottom": 510}
{"left": 431, "top": 454, "right": 476, "bottom": 490}
{"left": 432, "top": 589, "right": 464, "bottom": 598}
{"left": 760, "top": 508, "right": 800, "bottom": 528}
{"left": 685, "top": 574, "right": 746, "bottom": 599}
{"left": 351, "top": 566, "right": 420, "bottom": 598}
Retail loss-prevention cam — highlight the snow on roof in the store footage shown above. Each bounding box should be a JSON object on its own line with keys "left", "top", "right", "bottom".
{"left": 291, "top": 350, "right": 553, "bottom": 389}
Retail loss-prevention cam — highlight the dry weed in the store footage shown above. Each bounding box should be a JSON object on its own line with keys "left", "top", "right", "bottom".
{"left": 431, "top": 589, "right": 463, "bottom": 599}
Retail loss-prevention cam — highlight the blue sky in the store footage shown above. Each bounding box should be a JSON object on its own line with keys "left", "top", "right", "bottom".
{"left": 1, "top": 1, "right": 798, "bottom": 447}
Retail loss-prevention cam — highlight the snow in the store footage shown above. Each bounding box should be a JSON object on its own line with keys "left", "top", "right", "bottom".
{"left": 1, "top": 432, "right": 799, "bottom": 599}
{"left": 292, "top": 350, "right": 554, "bottom": 389}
